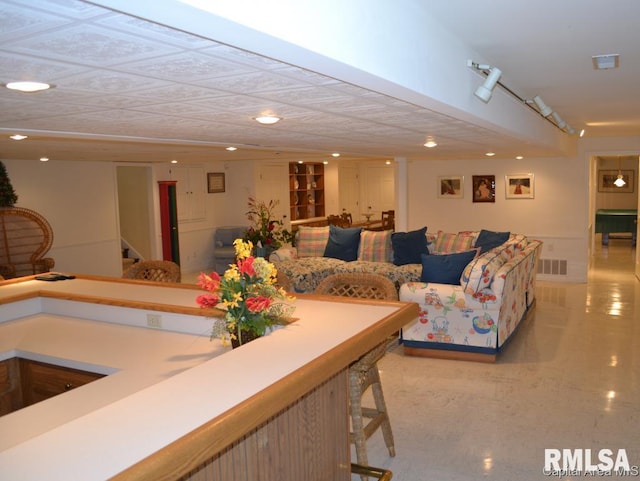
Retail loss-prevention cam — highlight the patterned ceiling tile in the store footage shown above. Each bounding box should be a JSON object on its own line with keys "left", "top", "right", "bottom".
{"left": 94, "top": 13, "right": 216, "bottom": 49}
{"left": 9, "top": 24, "right": 177, "bottom": 66}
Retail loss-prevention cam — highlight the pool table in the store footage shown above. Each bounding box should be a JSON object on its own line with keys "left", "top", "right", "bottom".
{"left": 595, "top": 209, "right": 638, "bottom": 246}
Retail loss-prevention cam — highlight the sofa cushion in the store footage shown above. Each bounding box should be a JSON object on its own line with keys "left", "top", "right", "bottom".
{"left": 358, "top": 229, "right": 393, "bottom": 262}
{"left": 433, "top": 231, "right": 475, "bottom": 254}
{"left": 334, "top": 260, "right": 422, "bottom": 289}
{"left": 324, "top": 225, "right": 362, "bottom": 261}
{"left": 296, "top": 226, "right": 330, "bottom": 258}
{"left": 460, "top": 247, "right": 508, "bottom": 294}
{"left": 274, "top": 257, "right": 346, "bottom": 293}
{"left": 420, "top": 250, "right": 477, "bottom": 285}
{"left": 474, "top": 229, "right": 510, "bottom": 254}
{"left": 391, "top": 227, "right": 428, "bottom": 265}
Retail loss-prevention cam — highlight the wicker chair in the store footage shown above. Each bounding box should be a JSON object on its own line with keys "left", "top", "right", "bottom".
{"left": 122, "top": 260, "right": 181, "bottom": 283}
{"left": 314, "top": 273, "right": 397, "bottom": 474}
{"left": 0, "top": 206, "right": 55, "bottom": 279}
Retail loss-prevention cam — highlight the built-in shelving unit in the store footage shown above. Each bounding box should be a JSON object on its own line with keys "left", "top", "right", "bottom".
{"left": 289, "top": 162, "right": 325, "bottom": 221}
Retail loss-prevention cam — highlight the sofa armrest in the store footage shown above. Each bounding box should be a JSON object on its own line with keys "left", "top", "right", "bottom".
{"left": 269, "top": 246, "right": 298, "bottom": 263}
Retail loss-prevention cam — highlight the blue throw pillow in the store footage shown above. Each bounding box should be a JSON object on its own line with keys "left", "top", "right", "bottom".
{"left": 420, "top": 250, "right": 477, "bottom": 285}
{"left": 323, "top": 225, "right": 362, "bottom": 261}
{"left": 474, "top": 229, "right": 510, "bottom": 254}
{"left": 391, "top": 226, "right": 428, "bottom": 265}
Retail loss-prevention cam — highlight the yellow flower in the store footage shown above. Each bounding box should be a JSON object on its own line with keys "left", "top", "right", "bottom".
{"left": 234, "top": 238, "right": 253, "bottom": 259}
{"left": 224, "top": 266, "right": 240, "bottom": 282}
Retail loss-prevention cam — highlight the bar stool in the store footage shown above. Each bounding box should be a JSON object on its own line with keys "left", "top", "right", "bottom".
{"left": 314, "top": 273, "right": 397, "bottom": 471}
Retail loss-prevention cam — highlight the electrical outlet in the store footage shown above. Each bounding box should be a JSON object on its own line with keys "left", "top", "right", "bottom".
{"left": 146, "top": 313, "right": 162, "bottom": 328}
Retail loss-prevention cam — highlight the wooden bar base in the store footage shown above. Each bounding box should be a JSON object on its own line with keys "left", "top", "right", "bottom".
{"left": 403, "top": 346, "right": 497, "bottom": 363}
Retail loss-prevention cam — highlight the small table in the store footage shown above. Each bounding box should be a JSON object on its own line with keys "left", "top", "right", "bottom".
{"left": 595, "top": 209, "right": 637, "bottom": 246}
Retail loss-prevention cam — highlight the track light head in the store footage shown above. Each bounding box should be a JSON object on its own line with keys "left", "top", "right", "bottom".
{"left": 532, "top": 96, "right": 553, "bottom": 117}
{"left": 473, "top": 67, "right": 502, "bottom": 103}
{"left": 551, "top": 111, "right": 566, "bottom": 130}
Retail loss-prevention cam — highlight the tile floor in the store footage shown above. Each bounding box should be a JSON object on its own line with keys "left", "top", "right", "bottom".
{"left": 361, "top": 239, "right": 640, "bottom": 480}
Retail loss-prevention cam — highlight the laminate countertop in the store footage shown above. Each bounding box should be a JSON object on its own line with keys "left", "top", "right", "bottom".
{"left": 0, "top": 275, "right": 417, "bottom": 480}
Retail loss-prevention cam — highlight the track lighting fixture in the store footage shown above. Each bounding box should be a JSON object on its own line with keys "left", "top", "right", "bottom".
{"left": 531, "top": 96, "right": 553, "bottom": 118}
{"left": 551, "top": 112, "right": 566, "bottom": 130}
{"left": 468, "top": 60, "right": 502, "bottom": 103}
{"left": 468, "top": 60, "right": 577, "bottom": 134}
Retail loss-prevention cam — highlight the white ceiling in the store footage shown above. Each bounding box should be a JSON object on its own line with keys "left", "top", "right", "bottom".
{"left": 1, "top": 0, "right": 639, "bottom": 164}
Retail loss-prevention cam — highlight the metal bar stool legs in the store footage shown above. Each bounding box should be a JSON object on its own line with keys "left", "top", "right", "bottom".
{"left": 351, "top": 463, "right": 393, "bottom": 480}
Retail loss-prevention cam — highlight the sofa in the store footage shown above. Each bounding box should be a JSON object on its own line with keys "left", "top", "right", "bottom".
{"left": 272, "top": 225, "right": 542, "bottom": 361}
{"left": 399, "top": 231, "right": 542, "bottom": 361}
{"left": 271, "top": 225, "right": 422, "bottom": 293}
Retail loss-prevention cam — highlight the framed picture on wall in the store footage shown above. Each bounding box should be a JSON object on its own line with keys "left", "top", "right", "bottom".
{"left": 472, "top": 175, "right": 495, "bottom": 203}
{"left": 505, "top": 173, "right": 535, "bottom": 199}
{"left": 437, "top": 175, "right": 464, "bottom": 198}
{"left": 207, "top": 172, "right": 225, "bottom": 193}
{"left": 598, "top": 170, "right": 634, "bottom": 193}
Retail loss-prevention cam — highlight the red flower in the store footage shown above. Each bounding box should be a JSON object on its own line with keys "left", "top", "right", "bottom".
{"left": 237, "top": 256, "right": 256, "bottom": 276}
{"left": 197, "top": 272, "right": 221, "bottom": 292}
{"left": 196, "top": 293, "right": 220, "bottom": 308}
{"left": 245, "top": 296, "right": 272, "bottom": 312}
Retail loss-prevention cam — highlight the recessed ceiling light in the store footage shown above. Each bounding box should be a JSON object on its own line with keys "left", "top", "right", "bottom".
{"left": 10, "top": 134, "right": 27, "bottom": 140}
{"left": 385, "top": 160, "right": 392, "bottom": 165}
{"left": 254, "top": 115, "right": 281, "bottom": 125}
{"left": 423, "top": 138, "right": 438, "bottom": 148}
{"left": 515, "top": 156, "right": 524, "bottom": 160}
{"left": 39, "top": 157, "right": 49, "bottom": 162}
{"left": 332, "top": 152, "right": 340, "bottom": 157}
{"left": 592, "top": 54, "right": 619, "bottom": 70}
{"left": 171, "top": 159, "right": 178, "bottom": 164}
{"left": 323, "top": 160, "right": 329, "bottom": 165}
{"left": 298, "top": 160, "right": 304, "bottom": 164}
{"left": 225, "top": 146, "right": 237, "bottom": 151}
{"left": 485, "top": 152, "right": 496, "bottom": 157}
{"left": 5, "top": 81, "right": 52, "bottom": 92}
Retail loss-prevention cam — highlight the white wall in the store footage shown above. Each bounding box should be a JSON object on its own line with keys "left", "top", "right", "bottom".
{"left": 4, "top": 159, "right": 122, "bottom": 277}
{"left": 406, "top": 154, "right": 589, "bottom": 282}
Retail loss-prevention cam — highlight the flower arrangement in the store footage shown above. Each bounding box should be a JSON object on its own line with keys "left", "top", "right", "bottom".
{"left": 243, "top": 197, "right": 293, "bottom": 250}
{"left": 196, "top": 239, "right": 295, "bottom": 346}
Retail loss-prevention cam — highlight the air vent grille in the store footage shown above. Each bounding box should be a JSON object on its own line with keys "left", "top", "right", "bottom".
{"left": 537, "top": 258, "right": 568, "bottom": 276}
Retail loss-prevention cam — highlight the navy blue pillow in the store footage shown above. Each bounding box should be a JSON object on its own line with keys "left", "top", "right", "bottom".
{"left": 420, "top": 250, "right": 477, "bottom": 285}
{"left": 323, "top": 225, "right": 362, "bottom": 261}
{"left": 474, "top": 229, "right": 510, "bottom": 254}
{"left": 391, "top": 227, "right": 428, "bottom": 265}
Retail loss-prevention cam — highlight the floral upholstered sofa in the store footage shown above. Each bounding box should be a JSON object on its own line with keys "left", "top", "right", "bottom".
{"left": 270, "top": 225, "right": 423, "bottom": 293}
{"left": 399, "top": 231, "right": 542, "bottom": 361}
{"left": 272, "top": 226, "right": 542, "bottom": 360}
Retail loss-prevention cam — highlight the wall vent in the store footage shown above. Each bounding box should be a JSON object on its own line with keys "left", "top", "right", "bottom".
{"left": 538, "top": 258, "right": 568, "bottom": 276}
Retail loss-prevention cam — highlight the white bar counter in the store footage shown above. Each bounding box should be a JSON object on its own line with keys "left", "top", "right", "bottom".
{"left": 0, "top": 275, "right": 418, "bottom": 481}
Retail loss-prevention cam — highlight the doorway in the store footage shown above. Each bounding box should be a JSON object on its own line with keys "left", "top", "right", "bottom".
{"left": 116, "top": 165, "right": 154, "bottom": 269}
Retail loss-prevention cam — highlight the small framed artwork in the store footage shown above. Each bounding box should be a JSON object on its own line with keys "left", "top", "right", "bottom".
{"left": 472, "top": 175, "right": 495, "bottom": 203}
{"left": 598, "top": 170, "right": 634, "bottom": 193}
{"left": 207, "top": 172, "right": 225, "bottom": 193}
{"left": 505, "top": 173, "right": 535, "bottom": 199}
{"left": 438, "top": 175, "right": 464, "bottom": 198}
